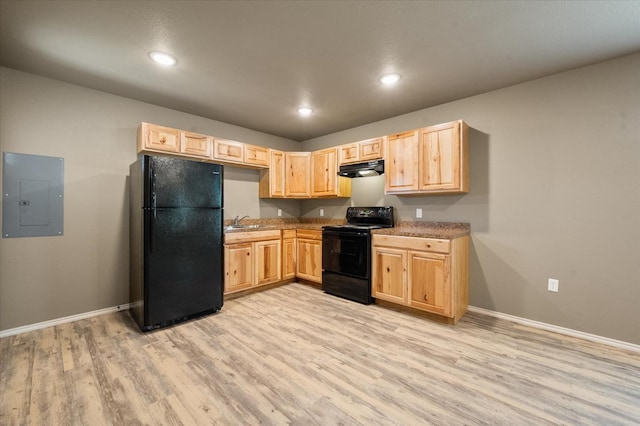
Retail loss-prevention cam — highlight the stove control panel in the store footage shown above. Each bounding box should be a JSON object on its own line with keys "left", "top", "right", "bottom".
{"left": 345, "top": 206, "right": 394, "bottom": 227}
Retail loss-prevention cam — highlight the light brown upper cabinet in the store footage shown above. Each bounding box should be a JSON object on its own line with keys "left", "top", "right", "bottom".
{"left": 285, "top": 152, "right": 311, "bottom": 198}
{"left": 181, "top": 131, "right": 212, "bottom": 159}
{"left": 261, "top": 149, "right": 349, "bottom": 199}
{"left": 212, "top": 138, "right": 270, "bottom": 168}
{"left": 385, "top": 120, "right": 469, "bottom": 195}
{"left": 259, "top": 149, "right": 286, "bottom": 198}
{"left": 338, "top": 137, "right": 385, "bottom": 165}
{"left": 138, "top": 123, "right": 181, "bottom": 154}
{"left": 213, "top": 138, "right": 244, "bottom": 163}
{"left": 244, "top": 144, "right": 269, "bottom": 167}
{"left": 138, "top": 120, "right": 469, "bottom": 197}
{"left": 311, "top": 148, "right": 351, "bottom": 198}
{"left": 385, "top": 130, "right": 420, "bottom": 192}
{"left": 418, "top": 121, "right": 469, "bottom": 193}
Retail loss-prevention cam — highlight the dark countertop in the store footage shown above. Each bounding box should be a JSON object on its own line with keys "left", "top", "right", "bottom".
{"left": 372, "top": 221, "right": 470, "bottom": 239}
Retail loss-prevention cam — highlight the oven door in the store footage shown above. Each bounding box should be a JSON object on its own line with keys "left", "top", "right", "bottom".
{"left": 322, "top": 229, "right": 370, "bottom": 279}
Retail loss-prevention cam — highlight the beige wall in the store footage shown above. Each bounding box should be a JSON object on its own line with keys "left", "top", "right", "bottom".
{"left": 2, "top": 52, "right": 639, "bottom": 345}
{"left": 223, "top": 166, "right": 301, "bottom": 220}
{"left": 0, "top": 67, "right": 299, "bottom": 331}
{"left": 301, "top": 53, "right": 640, "bottom": 345}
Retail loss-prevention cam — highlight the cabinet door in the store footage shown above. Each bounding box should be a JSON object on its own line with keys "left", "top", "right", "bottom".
{"left": 245, "top": 144, "right": 269, "bottom": 167}
{"left": 259, "top": 150, "right": 285, "bottom": 198}
{"left": 224, "top": 243, "right": 253, "bottom": 293}
{"left": 282, "top": 237, "right": 297, "bottom": 280}
{"left": 285, "top": 152, "right": 311, "bottom": 197}
{"left": 338, "top": 143, "right": 359, "bottom": 165}
{"left": 213, "top": 138, "right": 244, "bottom": 163}
{"left": 140, "top": 123, "right": 181, "bottom": 153}
{"left": 408, "top": 251, "right": 452, "bottom": 317}
{"left": 419, "top": 121, "right": 461, "bottom": 192}
{"left": 181, "top": 131, "right": 212, "bottom": 158}
{"left": 372, "top": 246, "right": 407, "bottom": 304}
{"left": 296, "top": 239, "right": 322, "bottom": 283}
{"left": 385, "top": 130, "right": 419, "bottom": 193}
{"left": 255, "top": 239, "right": 281, "bottom": 285}
{"left": 311, "top": 148, "right": 338, "bottom": 196}
{"left": 359, "top": 137, "right": 384, "bottom": 161}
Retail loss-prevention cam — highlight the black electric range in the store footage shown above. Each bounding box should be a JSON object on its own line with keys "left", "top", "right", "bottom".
{"left": 321, "top": 206, "right": 394, "bottom": 304}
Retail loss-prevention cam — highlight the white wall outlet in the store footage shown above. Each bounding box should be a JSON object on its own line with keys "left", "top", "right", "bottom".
{"left": 319, "top": 208, "right": 324, "bottom": 217}
{"left": 548, "top": 278, "right": 559, "bottom": 292}
{"left": 277, "top": 208, "right": 282, "bottom": 217}
{"left": 416, "top": 208, "right": 423, "bottom": 218}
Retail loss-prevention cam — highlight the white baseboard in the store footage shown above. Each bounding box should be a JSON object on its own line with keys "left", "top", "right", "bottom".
{"left": 0, "top": 304, "right": 130, "bottom": 338}
{"left": 468, "top": 306, "right": 640, "bottom": 354}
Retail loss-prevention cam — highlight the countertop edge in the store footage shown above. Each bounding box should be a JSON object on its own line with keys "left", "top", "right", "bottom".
{"left": 224, "top": 220, "right": 471, "bottom": 239}
{"left": 371, "top": 221, "right": 470, "bottom": 239}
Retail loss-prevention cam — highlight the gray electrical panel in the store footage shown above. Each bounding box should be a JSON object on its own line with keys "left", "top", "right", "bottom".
{"left": 2, "top": 152, "right": 64, "bottom": 238}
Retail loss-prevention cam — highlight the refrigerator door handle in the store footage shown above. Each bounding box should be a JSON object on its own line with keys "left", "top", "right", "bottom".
{"left": 149, "top": 157, "right": 156, "bottom": 214}
{"left": 149, "top": 207, "right": 155, "bottom": 254}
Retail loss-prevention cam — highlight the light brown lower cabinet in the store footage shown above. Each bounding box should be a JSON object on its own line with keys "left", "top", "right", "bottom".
{"left": 224, "top": 243, "right": 253, "bottom": 293}
{"left": 295, "top": 229, "right": 322, "bottom": 283}
{"left": 282, "top": 229, "right": 297, "bottom": 280}
{"left": 224, "top": 228, "right": 322, "bottom": 293}
{"left": 372, "top": 234, "right": 469, "bottom": 323}
{"left": 255, "top": 239, "right": 281, "bottom": 286}
{"left": 224, "top": 230, "right": 282, "bottom": 294}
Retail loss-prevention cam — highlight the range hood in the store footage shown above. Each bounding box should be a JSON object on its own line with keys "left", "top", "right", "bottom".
{"left": 338, "top": 160, "right": 384, "bottom": 178}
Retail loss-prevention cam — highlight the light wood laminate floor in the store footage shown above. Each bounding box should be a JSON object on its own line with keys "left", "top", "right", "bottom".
{"left": 2, "top": 283, "right": 640, "bottom": 425}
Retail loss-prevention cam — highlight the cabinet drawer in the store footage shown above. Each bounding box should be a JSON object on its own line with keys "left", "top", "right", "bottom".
{"left": 282, "top": 229, "right": 297, "bottom": 239}
{"left": 296, "top": 229, "right": 322, "bottom": 240}
{"left": 225, "top": 229, "right": 281, "bottom": 244}
{"left": 372, "top": 234, "right": 450, "bottom": 254}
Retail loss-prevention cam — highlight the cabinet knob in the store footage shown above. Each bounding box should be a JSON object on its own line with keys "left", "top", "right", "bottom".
{"left": 386, "top": 267, "right": 390, "bottom": 272}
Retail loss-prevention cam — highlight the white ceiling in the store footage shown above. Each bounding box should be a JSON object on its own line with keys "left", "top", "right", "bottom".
{"left": 1, "top": 1, "right": 639, "bottom": 141}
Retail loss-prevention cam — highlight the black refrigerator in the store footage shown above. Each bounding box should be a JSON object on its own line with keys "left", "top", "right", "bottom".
{"left": 129, "top": 155, "right": 224, "bottom": 331}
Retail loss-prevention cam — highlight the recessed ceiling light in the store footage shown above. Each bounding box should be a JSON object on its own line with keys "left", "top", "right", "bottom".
{"left": 297, "top": 107, "right": 313, "bottom": 117}
{"left": 149, "top": 51, "right": 177, "bottom": 66}
{"left": 380, "top": 73, "right": 400, "bottom": 85}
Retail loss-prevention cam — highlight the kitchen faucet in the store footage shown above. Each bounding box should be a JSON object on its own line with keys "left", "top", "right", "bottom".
{"left": 233, "top": 215, "right": 249, "bottom": 225}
